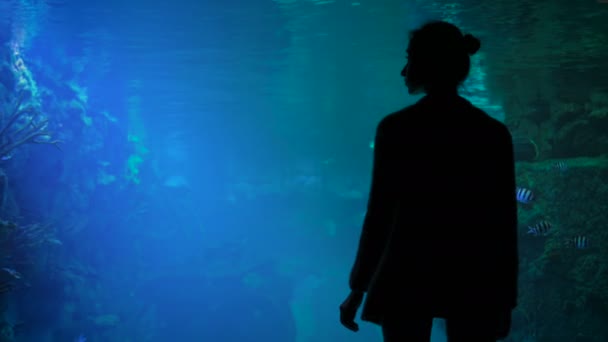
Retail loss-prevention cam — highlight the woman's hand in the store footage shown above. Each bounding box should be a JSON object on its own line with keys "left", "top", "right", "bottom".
{"left": 339, "top": 290, "right": 365, "bottom": 332}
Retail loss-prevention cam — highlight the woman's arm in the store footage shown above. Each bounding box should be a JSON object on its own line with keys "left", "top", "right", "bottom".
{"left": 349, "top": 116, "right": 398, "bottom": 293}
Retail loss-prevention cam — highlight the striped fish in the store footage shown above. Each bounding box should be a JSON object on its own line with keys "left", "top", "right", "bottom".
{"left": 553, "top": 161, "right": 568, "bottom": 172}
{"left": 516, "top": 187, "right": 534, "bottom": 203}
{"left": 567, "top": 235, "right": 590, "bottom": 249}
{"left": 527, "top": 220, "right": 551, "bottom": 236}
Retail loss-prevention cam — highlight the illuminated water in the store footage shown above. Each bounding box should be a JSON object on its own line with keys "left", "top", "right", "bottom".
{"left": 0, "top": 0, "right": 606, "bottom": 341}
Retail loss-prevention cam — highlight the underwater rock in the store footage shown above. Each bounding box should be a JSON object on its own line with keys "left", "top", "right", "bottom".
{"left": 0, "top": 320, "right": 14, "bottom": 342}
{"left": 512, "top": 135, "right": 538, "bottom": 161}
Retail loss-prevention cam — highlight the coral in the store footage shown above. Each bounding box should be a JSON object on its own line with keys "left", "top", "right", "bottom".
{"left": 0, "top": 92, "right": 61, "bottom": 158}
{"left": 513, "top": 157, "right": 608, "bottom": 341}
{"left": 587, "top": 92, "right": 608, "bottom": 119}
{"left": 508, "top": 95, "right": 608, "bottom": 159}
{"left": 126, "top": 154, "right": 144, "bottom": 185}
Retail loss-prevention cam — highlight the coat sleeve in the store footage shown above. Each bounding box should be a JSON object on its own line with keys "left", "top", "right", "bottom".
{"left": 495, "top": 125, "right": 519, "bottom": 309}
{"left": 349, "top": 117, "right": 398, "bottom": 293}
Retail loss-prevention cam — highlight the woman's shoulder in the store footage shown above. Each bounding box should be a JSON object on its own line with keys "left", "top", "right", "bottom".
{"left": 378, "top": 101, "right": 424, "bottom": 127}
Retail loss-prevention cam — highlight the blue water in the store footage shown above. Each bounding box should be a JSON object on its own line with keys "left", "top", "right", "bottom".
{"left": 1, "top": 0, "right": 606, "bottom": 341}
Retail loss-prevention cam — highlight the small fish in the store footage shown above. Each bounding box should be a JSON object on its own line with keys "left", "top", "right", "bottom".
{"left": 1, "top": 268, "right": 22, "bottom": 279}
{"left": 516, "top": 187, "right": 534, "bottom": 203}
{"left": 74, "top": 334, "right": 87, "bottom": 342}
{"left": 527, "top": 220, "right": 552, "bottom": 236}
{"left": 46, "top": 238, "right": 63, "bottom": 245}
{"left": 552, "top": 161, "right": 568, "bottom": 172}
{"left": 0, "top": 153, "right": 12, "bottom": 161}
{"left": 566, "top": 235, "right": 590, "bottom": 249}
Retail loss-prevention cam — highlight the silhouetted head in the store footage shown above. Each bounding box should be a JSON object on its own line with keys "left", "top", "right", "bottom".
{"left": 401, "top": 21, "right": 481, "bottom": 95}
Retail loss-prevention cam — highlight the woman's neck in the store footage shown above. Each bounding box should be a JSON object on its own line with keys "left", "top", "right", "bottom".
{"left": 426, "top": 87, "right": 458, "bottom": 96}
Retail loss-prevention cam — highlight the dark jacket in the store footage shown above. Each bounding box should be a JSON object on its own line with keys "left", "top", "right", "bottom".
{"left": 349, "top": 93, "right": 518, "bottom": 324}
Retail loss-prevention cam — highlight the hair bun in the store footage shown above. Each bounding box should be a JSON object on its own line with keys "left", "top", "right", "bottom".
{"left": 463, "top": 33, "right": 481, "bottom": 55}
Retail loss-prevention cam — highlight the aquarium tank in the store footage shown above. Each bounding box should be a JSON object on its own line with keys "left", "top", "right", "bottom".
{"left": 0, "top": 0, "right": 607, "bottom": 341}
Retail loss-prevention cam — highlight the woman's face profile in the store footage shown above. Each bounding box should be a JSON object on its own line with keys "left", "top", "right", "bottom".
{"left": 402, "top": 59, "right": 424, "bottom": 95}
